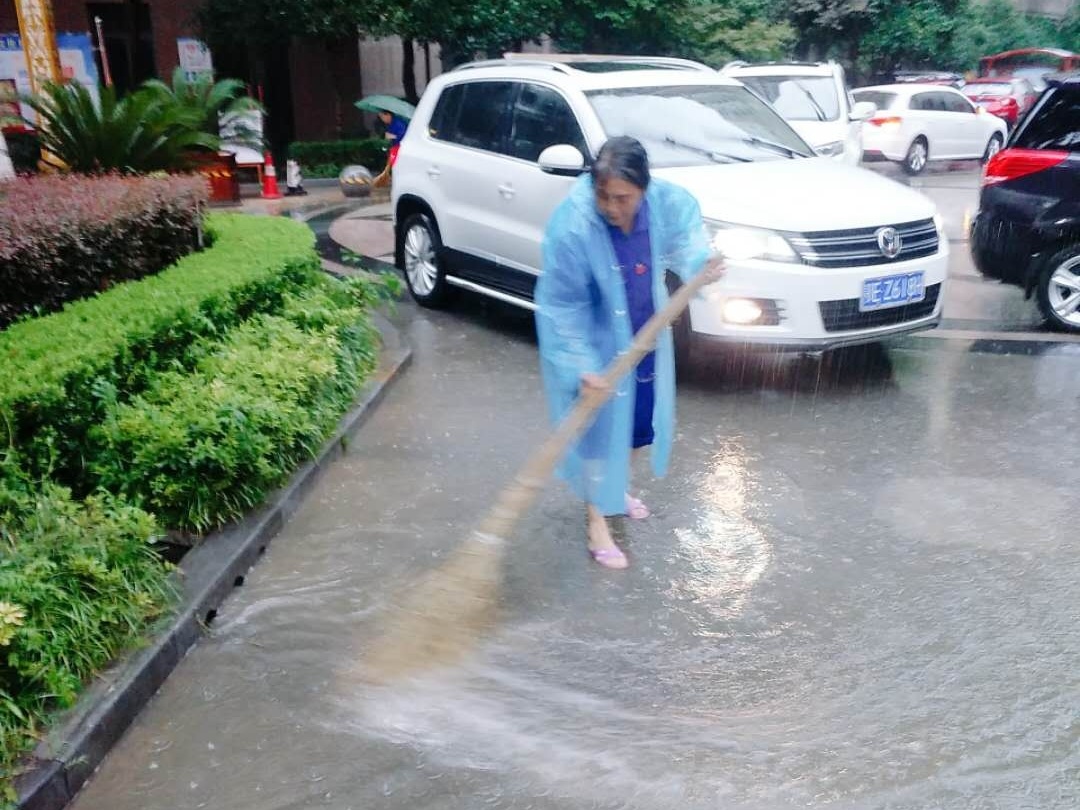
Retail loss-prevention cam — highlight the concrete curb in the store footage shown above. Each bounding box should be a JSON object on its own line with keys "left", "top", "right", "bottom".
{"left": 14, "top": 314, "right": 412, "bottom": 810}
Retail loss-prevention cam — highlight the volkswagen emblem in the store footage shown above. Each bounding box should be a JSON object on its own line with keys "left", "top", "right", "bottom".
{"left": 876, "top": 226, "right": 903, "bottom": 259}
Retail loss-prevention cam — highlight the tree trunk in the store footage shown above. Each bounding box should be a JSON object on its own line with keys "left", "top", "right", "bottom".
{"left": 402, "top": 38, "right": 418, "bottom": 104}
{"left": 424, "top": 42, "right": 431, "bottom": 85}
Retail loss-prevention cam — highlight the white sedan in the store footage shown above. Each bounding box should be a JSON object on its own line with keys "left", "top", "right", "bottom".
{"left": 854, "top": 84, "right": 1008, "bottom": 175}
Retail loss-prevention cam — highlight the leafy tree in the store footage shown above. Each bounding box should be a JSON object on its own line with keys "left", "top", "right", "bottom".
{"left": 856, "top": 0, "right": 958, "bottom": 75}
{"left": 548, "top": 0, "right": 696, "bottom": 56}
{"left": 687, "top": 0, "right": 796, "bottom": 65}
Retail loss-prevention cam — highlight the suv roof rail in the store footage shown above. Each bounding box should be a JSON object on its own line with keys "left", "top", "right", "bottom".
{"left": 723, "top": 60, "right": 830, "bottom": 70}
{"left": 453, "top": 58, "right": 575, "bottom": 74}
{"left": 453, "top": 53, "right": 714, "bottom": 74}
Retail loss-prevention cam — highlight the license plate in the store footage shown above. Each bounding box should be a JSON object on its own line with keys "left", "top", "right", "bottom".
{"left": 860, "top": 272, "right": 925, "bottom": 312}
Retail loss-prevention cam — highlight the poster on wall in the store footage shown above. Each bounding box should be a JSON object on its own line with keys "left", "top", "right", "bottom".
{"left": 0, "top": 32, "right": 100, "bottom": 130}
{"left": 177, "top": 38, "right": 213, "bottom": 82}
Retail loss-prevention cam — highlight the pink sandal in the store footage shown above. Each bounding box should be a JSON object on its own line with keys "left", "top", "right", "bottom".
{"left": 625, "top": 494, "right": 651, "bottom": 520}
{"left": 589, "top": 545, "right": 629, "bottom": 570}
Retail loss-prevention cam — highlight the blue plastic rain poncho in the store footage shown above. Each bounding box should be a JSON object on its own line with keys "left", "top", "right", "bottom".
{"left": 535, "top": 175, "right": 710, "bottom": 516}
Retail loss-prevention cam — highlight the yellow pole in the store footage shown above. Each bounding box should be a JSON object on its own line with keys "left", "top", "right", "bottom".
{"left": 14, "top": 0, "right": 63, "bottom": 168}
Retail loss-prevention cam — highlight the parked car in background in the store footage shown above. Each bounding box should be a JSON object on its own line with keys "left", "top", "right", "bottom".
{"left": 393, "top": 55, "right": 949, "bottom": 355}
{"left": 854, "top": 84, "right": 1008, "bottom": 174}
{"left": 892, "top": 70, "right": 965, "bottom": 88}
{"left": 720, "top": 61, "right": 876, "bottom": 165}
{"left": 978, "top": 48, "right": 1080, "bottom": 91}
{"left": 971, "top": 73, "right": 1080, "bottom": 333}
{"left": 962, "top": 77, "right": 1037, "bottom": 128}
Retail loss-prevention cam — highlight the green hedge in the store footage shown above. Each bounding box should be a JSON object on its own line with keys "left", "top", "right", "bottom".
{"left": 89, "top": 280, "right": 381, "bottom": 532}
{"left": 288, "top": 138, "right": 389, "bottom": 178}
{"left": 0, "top": 214, "right": 321, "bottom": 492}
{"left": 0, "top": 459, "right": 175, "bottom": 788}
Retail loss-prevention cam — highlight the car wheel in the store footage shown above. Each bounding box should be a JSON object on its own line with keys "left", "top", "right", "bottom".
{"left": 983, "top": 133, "right": 1004, "bottom": 163}
{"left": 1036, "top": 246, "right": 1080, "bottom": 333}
{"left": 399, "top": 212, "right": 451, "bottom": 308}
{"left": 903, "top": 137, "right": 928, "bottom": 175}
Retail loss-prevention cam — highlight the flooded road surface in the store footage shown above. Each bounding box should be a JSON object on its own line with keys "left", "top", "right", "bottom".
{"left": 70, "top": 295, "right": 1080, "bottom": 810}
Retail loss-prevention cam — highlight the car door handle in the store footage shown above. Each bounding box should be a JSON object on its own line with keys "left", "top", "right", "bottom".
{"left": 427, "top": 166, "right": 441, "bottom": 179}
{"left": 498, "top": 183, "right": 515, "bottom": 199}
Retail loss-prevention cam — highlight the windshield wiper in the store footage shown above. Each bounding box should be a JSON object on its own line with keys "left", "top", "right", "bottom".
{"left": 793, "top": 81, "right": 828, "bottom": 122}
{"left": 663, "top": 136, "right": 751, "bottom": 164}
{"left": 733, "top": 135, "right": 812, "bottom": 159}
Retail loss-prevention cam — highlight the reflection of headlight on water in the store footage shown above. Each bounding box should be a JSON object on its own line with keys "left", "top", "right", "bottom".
{"left": 670, "top": 439, "right": 773, "bottom": 624}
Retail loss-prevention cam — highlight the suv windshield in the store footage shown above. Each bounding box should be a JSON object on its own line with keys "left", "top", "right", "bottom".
{"left": 736, "top": 75, "right": 840, "bottom": 121}
{"left": 587, "top": 84, "right": 812, "bottom": 167}
{"left": 1013, "top": 86, "right": 1080, "bottom": 151}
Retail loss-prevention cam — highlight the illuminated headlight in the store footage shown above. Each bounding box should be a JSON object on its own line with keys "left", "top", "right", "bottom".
{"left": 722, "top": 298, "right": 764, "bottom": 325}
{"left": 816, "top": 140, "right": 845, "bottom": 158}
{"left": 708, "top": 222, "right": 798, "bottom": 263}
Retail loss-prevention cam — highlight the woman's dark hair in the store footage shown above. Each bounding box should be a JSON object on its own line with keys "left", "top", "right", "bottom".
{"left": 591, "top": 136, "right": 650, "bottom": 190}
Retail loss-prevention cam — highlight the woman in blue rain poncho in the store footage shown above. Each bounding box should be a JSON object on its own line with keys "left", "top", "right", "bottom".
{"left": 535, "top": 137, "right": 724, "bottom": 570}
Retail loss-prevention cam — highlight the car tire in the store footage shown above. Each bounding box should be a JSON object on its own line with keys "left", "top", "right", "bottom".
{"left": 1036, "top": 245, "right": 1080, "bottom": 333}
{"left": 982, "top": 133, "right": 1004, "bottom": 163}
{"left": 399, "top": 212, "right": 451, "bottom": 308}
{"left": 902, "top": 137, "right": 928, "bottom": 175}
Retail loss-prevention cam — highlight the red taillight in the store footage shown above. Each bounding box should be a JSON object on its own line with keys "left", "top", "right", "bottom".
{"left": 983, "top": 148, "right": 1068, "bottom": 186}
{"left": 868, "top": 116, "right": 902, "bottom": 127}
{"left": 388, "top": 143, "right": 401, "bottom": 167}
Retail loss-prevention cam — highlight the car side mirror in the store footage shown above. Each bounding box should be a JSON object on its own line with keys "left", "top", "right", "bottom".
{"left": 538, "top": 144, "right": 587, "bottom": 177}
{"left": 849, "top": 101, "right": 877, "bottom": 122}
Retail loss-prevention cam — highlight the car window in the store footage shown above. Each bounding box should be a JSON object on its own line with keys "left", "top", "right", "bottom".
{"left": 431, "top": 81, "right": 514, "bottom": 154}
{"left": 911, "top": 92, "right": 937, "bottom": 111}
{"left": 428, "top": 84, "right": 464, "bottom": 139}
{"left": 508, "top": 83, "right": 588, "bottom": 162}
{"left": 587, "top": 84, "right": 813, "bottom": 167}
{"left": 943, "top": 92, "right": 974, "bottom": 114}
{"left": 735, "top": 75, "right": 841, "bottom": 121}
{"left": 1013, "top": 86, "right": 1080, "bottom": 152}
{"left": 853, "top": 90, "right": 897, "bottom": 110}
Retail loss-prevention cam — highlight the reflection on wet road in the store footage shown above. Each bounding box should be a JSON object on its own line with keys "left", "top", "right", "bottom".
{"left": 70, "top": 291, "right": 1080, "bottom": 810}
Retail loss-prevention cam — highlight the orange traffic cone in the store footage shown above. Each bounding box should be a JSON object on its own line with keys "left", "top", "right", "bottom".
{"left": 261, "top": 151, "right": 283, "bottom": 199}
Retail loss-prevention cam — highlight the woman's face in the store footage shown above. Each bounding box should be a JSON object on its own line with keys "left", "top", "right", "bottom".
{"left": 594, "top": 176, "right": 644, "bottom": 234}
{"left": 378, "top": 111, "right": 392, "bottom": 124}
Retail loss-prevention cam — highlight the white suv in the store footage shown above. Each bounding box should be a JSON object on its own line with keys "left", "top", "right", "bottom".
{"left": 720, "top": 61, "right": 876, "bottom": 165}
{"left": 392, "top": 56, "right": 948, "bottom": 353}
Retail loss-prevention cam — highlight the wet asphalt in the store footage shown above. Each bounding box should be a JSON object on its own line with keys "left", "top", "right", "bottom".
{"left": 67, "top": 165, "right": 1080, "bottom": 810}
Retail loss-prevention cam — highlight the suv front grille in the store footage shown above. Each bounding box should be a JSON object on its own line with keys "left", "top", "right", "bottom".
{"left": 819, "top": 283, "right": 941, "bottom": 332}
{"left": 789, "top": 219, "right": 939, "bottom": 268}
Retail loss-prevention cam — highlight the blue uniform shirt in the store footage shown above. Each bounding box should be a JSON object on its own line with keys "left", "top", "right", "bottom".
{"left": 386, "top": 116, "right": 408, "bottom": 141}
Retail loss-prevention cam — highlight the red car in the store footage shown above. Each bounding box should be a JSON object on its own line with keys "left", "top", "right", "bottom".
{"left": 963, "top": 77, "right": 1038, "bottom": 127}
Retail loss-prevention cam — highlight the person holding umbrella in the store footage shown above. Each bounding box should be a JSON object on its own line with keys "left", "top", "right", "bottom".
{"left": 355, "top": 95, "right": 416, "bottom": 186}
{"left": 378, "top": 109, "right": 408, "bottom": 142}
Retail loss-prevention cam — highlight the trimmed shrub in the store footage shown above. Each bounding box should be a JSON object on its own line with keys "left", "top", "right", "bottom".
{"left": 0, "top": 457, "right": 175, "bottom": 783}
{"left": 0, "top": 214, "right": 321, "bottom": 491}
{"left": 0, "top": 173, "right": 209, "bottom": 327}
{"left": 288, "top": 139, "right": 389, "bottom": 178}
{"left": 90, "top": 279, "right": 381, "bottom": 532}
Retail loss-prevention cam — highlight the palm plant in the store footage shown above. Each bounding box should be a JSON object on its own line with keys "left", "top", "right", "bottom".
{"left": 142, "top": 68, "right": 265, "bottom": 148}
{"left": 11, "top": 81, "right": 216, "bottom": 173}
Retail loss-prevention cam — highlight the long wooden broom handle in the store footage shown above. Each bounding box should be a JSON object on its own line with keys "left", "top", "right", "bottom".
{"left": 475, "top": 268, "right": 716, "bottom": 541}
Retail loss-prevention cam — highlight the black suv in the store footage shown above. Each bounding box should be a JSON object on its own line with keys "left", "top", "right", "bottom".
{"left": 970, "top": 73, "right": 1080, "bottom": 332}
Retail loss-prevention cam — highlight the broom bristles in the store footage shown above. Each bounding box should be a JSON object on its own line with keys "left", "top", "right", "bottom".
{"left": 361, "top": 531, "right": 505, "bottom": 682}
